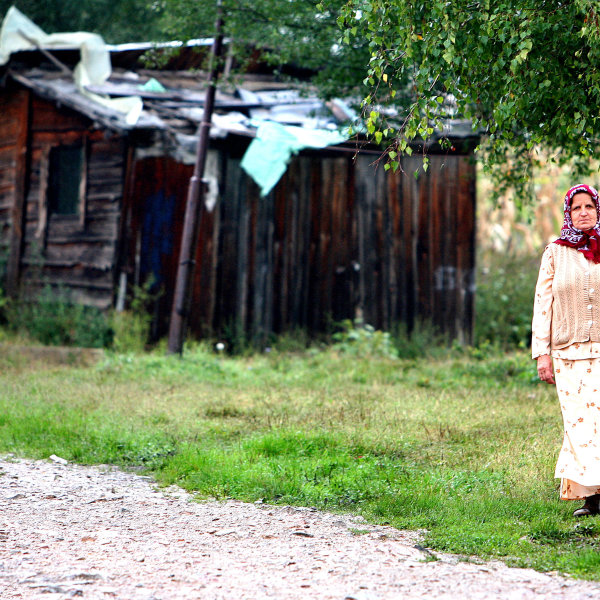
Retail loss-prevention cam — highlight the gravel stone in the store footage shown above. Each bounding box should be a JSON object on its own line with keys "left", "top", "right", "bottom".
{"left": 1, "top": 456, "right": 600, "bottom": 599}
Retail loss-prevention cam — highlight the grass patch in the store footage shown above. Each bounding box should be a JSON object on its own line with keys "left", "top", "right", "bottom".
{"left": 0, "top": 343, "right": 598, "bottom": 578}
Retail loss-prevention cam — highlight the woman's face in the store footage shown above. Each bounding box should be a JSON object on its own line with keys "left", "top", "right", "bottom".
{"left": 571, "top": 192, "right": 598, "bottom": 230}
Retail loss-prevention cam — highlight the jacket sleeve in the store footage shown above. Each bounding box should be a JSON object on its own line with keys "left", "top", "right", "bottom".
{"left": 531, "top": 245, "right": 554, "bottom": 359}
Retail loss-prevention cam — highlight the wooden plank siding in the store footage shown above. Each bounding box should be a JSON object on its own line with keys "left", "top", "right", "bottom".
{"left": 230, "top": 150, "right": 476, "bottom": 342}
{"left": 15, "top": 96, "right": 125, "bottom": 308}
{"left": 126, "top": 156, "right": 221, "bottom": 340}
{"left": 0, "top": 79, "right": 476, "bottom": 343}
{"left": 128, "top": 146, "right": 476, "bottom": 344}
{"left": 0, "top": 85, "right": 30, "bottom": 295}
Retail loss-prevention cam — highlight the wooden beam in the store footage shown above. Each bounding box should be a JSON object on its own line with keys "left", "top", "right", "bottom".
{"left": 35, "top": 144, "right": 50, "bottom": 242}
{"left": 167, "top": 0, "right": 225, "bottom": 355}
{"left": 78, "top": 139, "right": 88, "bottom": 229}
{"left": 16, "top": 29, "right": 73, "bottom": 77}
{"left": 6, "top": 89, "right": 31, "bottom": 297}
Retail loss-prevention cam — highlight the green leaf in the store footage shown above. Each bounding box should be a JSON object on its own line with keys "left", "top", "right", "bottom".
{"left": 337, "top": 0, "right": 599, "bottom": 200}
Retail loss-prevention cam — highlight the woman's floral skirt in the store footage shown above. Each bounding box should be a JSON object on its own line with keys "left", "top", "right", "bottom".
{"left": 555, "top": 356, "right": 600, "bottom": 500}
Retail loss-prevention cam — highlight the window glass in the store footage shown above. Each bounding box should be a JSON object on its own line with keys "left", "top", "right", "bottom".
{"left": 48, "top": 144, "right": 83, "bottom": 215}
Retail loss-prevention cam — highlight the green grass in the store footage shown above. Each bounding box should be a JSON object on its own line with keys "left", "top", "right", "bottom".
{"left": 1, "top": 342, "right": 599, "bottom": 578}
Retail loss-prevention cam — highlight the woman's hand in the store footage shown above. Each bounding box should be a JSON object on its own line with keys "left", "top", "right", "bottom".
{"left": 537, "top": 354, "right": 555, "bottom": 384}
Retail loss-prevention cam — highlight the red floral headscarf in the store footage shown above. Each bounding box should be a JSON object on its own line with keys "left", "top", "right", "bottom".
{"left": 554, "top": 183, "right": 600, "bottom": 263}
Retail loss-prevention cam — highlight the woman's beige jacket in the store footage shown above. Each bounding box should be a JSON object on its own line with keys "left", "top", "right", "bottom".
{"left": 532, "top": 243, "right": 600, "bottom": 358}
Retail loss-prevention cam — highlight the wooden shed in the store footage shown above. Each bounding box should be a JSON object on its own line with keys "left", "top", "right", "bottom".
{"left": 0, "top": 47, "right": 478, "bottom": 345}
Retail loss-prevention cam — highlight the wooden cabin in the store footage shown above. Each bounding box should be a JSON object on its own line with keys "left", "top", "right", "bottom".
{"left": 0, "top": 47, "right": 478, "bottom": 345}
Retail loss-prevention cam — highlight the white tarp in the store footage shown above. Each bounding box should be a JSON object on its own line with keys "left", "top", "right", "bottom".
{"left": 0, "top": 6, "right": 142, "bottom": 125}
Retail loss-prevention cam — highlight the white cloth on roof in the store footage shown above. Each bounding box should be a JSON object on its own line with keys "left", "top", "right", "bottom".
{"left": 0, "top": 6, "right": 142, "bottom": 125}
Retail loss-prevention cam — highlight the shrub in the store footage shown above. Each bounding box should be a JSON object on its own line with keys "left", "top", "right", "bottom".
{"left": 391, "top": 320, "right": 449, "bottom": 360}
{"left": 109, "top": 310, "right": 150, "bottom": 353}
{"left": 332, "top": 319, "right": 399, "bottom": 359}
{"left": 0, "top": 247, "right": 9, "bottom": 324}
{"left": 6, "top": 286, "right": 113, "bottom": 348}
{"left": 109, "top": 280, "right": 155, "bottom": 353}
{"left": 475, "top": 251, "right": 540, "bottom": 350}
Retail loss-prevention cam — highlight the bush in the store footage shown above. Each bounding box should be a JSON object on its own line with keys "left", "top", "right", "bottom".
{"left": 391, "top": 320, "right": 449, "bottom": 360}
{"left": 109, "top": 310, "right": 150, "bottom": 353}
{"left": 5, "top": 286, "right": 113, "bottom": 348}
{"left": 332, "top": 319, "right": 399, "bottom": 359}
{"left": 475, "top": 251, "right": 540, "bottom": 350}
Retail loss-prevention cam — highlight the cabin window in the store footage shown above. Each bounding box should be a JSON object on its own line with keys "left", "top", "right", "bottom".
{"left": 48, "top": 143, "right": 85, "bottom": 216}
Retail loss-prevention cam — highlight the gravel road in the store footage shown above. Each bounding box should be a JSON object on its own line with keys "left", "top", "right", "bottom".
{"left": 1, "top": 456, "right": 600, "bottom": 599}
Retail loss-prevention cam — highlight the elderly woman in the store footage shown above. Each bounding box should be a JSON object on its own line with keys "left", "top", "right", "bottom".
{"left": 532, "top": 183, "right": 600, "bottom": 517}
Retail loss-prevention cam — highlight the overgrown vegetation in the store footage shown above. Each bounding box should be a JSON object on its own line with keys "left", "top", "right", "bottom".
{"left": 475, "top": 251, "right": 540, "bottom": 350}
{"left": 1, "top": 342, "right": 596, "bottom": 578}
{"left": 0, "top": 1, "right": 167, "bottom": 44}
{"left": 0, "top": 273, "right": 155, "bottom": 352}
{"left": 3, "top": 286, "right": 113, "bottom": 348}
{"left": 0, "top": 253, "right": 541, "bottom": 354}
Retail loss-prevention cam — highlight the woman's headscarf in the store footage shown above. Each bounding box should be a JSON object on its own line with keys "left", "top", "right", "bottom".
{"left": 554, "top": 183, "right": 600, "bottom": 263}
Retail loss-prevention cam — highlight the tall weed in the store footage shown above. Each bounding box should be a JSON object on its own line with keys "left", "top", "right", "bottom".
{"left": 332, "top": 319, "right": 398, "bottom": 359}
{"left": 110, "top": 278, "right": 157, "bottom": 352}
{"left": 392, "top": 320, "right": 449, "bottom": 359}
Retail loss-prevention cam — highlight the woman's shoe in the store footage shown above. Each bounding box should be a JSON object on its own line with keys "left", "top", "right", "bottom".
{"left": 573, "top": 494, "right": 600, "bottom": 517}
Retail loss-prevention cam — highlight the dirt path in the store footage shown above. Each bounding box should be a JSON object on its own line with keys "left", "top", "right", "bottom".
{"left": 1, "top": 457, "right": 599, "bottom": 600}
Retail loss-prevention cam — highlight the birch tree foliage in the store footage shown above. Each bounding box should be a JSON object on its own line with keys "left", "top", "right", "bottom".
{"left": 0, "top": 0, "right": 165, "bottom": 43}
{"left": 157, "top": 0, "right": 370, "bottom": 98}
{"left": 330, "top": 0, "right": 600, "bottom": 194}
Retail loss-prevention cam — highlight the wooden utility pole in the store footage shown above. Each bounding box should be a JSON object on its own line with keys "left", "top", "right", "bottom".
{"left": 167, "top": 0, "right": 224, "bottom": 354}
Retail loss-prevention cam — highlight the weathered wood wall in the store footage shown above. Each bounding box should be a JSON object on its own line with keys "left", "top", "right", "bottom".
{"left": 130, "top": 146, "right": 476, "bottom": 344}
{"left": 125, "top": 155, "right": 218, "bottom": 339}
{"left": 0, "top": 80, "right": 475, "bottom": 343}
{"left": 213, "top": 151, "right": 475, "bottom": 343}
{"left": 0, "top": 83, "right": 29, "bottom": 295}
{"left": 354, "top": 153, "right": 476, "bottom": 342}
{"left": 17, "top": 98, "right": 125, "bottom": 308}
